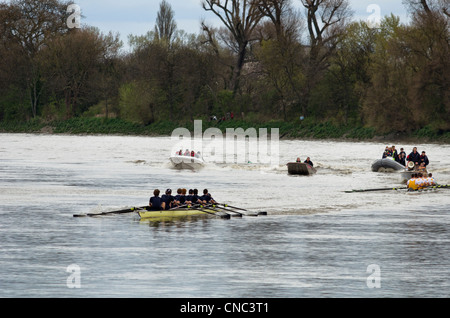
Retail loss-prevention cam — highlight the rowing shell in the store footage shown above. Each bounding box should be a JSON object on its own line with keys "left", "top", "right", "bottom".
{"left": 138, "top": 207, "right": 227, "bottom": 219}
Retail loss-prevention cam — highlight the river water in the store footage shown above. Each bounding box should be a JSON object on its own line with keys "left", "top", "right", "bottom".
{"left": 0, "top": 133, "right": 449, "bottom": 298}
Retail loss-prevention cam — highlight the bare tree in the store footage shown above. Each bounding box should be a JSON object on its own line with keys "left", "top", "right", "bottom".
{"left": 154, "top": 0, "right": 177, "bottom": 44}
{"left": 255, "top": 0, "right": 301, "bottom": 41}
{"left": 403, "top": 0, "right": 450, "bottom": 17}
{"left": 202, "top": 0, "right": 265, "bottom": 96}
{"left": 298, "top": 0, "right": 353, "bottom": 115}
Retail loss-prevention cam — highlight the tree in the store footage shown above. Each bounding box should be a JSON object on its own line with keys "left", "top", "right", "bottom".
{"left": 400, "top": 0, "right": 450, "bottom": 128}
{"left": 0, "top": 0, "right": 71, "bottom": 118}
{"left": 43, "top": 27, "right": 122, "bottom": 119}
{"left": 299, "top": 0, "right": 353, "bottom": 115}
{"left": 154, "top": 0, "right": 177, "bottom": 44}
{"left": 202, "top": 0, "right": 265, "bottom": 96}
{"left": 256, "top": 0, "right": 301, "bottom": 41}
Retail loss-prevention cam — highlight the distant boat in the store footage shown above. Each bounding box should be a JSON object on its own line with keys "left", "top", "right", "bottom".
{"left": 169, "top": 155, "right": 205, "bottom": 170}
{"left": 287, "top": 162, "right": 316, "bottom": 175}
{"left": 371, "top": 158, "right": 405, "bottom": 172}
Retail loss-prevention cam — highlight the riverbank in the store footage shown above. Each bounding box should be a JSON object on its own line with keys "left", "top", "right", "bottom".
{"left": 1, "top": 117, "right": 449, "bottom": 143}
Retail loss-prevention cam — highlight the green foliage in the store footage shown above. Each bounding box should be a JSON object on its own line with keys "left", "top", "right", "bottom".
{"left": 118, "top": 81, "right": 159, "bottom": 125}
{"left": 0, "top": 85, "right": 29, "bottom": 122}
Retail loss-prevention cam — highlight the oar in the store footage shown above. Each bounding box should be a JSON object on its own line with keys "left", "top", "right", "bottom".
{"left": 344, "top": 187, "right": 406, "bottom": 193}
{"left": 210, "top": 204, "right": 244, "bottom": 217}
{"left": 188, "top": 204, "right": 231, "bottom": 219}
{"left": 346, "top": 184, "right": 450, "bottom": 193}
{"left": 217, "top": 203, "right": 267, "bottom": 216}
{"left": 73, "top": 205, "right": 148, "bottom": 217}
{"left": 169, "top": 204, "right": 188, "bottom": 210}
{"left": 413, "top": 184, "right": 450, "bottom": 191}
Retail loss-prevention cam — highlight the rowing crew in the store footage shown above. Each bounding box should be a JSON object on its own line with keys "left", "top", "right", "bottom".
{"left": 149, "top": 188, "right": 216, "bottom": 211}
{"left": 407, "top": 173, "right": 436, "bottom": 191}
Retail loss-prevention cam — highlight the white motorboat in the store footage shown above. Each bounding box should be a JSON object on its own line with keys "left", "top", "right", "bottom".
{"left": 169, "top": 155, "right": 205, "bottom": 170}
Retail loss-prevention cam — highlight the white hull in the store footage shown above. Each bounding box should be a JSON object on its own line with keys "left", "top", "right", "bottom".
{"left": 169, "top": 155, "right": 205, "bottom": 170}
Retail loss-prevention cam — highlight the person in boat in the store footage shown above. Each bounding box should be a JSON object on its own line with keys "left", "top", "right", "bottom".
{"left": 180, "top": 188, "right": 187, "bottom": 204}
{"left": 382, "top": 146, "right": 392, "bottom": 158}
{"left": 304, "top": 157, "right": 313, "bottom": 167}
{"left": 418, "top": 162, "right": 427, "bottom": 172}
{"left": 391, "top": 146, "right": 398, "bottom": 161}
{"left": 199, "top": 189, "right": 216, "bottom": 205}
{"left": 419, "top": 151, "right": 429, "bottom": 167}
{"left": 148, "top": 189, "right": 165, "bottom": 211}
{"left": 173, "top": 188, "right": 185, "bottom": 206}
{"left": 416, "top": 173, "right": 426, "bottom": 189}
{"left": 191, "top": 189, "right": 200, "bottom": 204}
{"left": 184, "top": 149, "right": 190, "bottom": 156}
{"left": 191, "top": 150, "right": 195, "bottom": 157}
{"left": 407, "top": 147, "right": 420, "bottom": 168}
{"left": 195, "top": 151, "right": 201, "bottom": 158}
{"left": 407, "top": 174, "right": 419, "bottom": 191}
{"left": 185, "top": 189, "right": 195, "bottom": 205}
{"left": 296, "top": 157, "right": 301, "bottom": 163}
{"left": 398, "top": 152, "right": 406, "bottom": 166}
{"left": 161, "top": 189, "right": 175, "bottom": 210}
{"left": 427, "top": 173, "right": 436, "bottom": 186}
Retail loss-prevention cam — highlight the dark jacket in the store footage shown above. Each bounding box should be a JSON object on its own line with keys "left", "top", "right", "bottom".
{"left": 419, "top": 155, "right": 429, "bottom": 166}
{"left": 407, "top": 151, "right": 420, "bottom": 163}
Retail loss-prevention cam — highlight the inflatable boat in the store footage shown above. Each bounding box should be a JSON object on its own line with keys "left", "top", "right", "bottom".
{"left": 371, "top": 158, "right": 405, "bottom": 172}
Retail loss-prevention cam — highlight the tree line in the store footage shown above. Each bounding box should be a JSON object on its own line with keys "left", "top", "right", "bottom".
{"left": 0, "top": 0, "right": 448, "bottom": 135}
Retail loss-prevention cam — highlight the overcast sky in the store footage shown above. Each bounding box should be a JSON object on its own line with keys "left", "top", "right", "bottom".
{"left": 16, "top": 0, "right": 411, "bottom": 50}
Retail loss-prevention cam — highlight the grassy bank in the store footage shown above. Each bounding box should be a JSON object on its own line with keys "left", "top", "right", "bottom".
{"left": 1, "top": 117, "right": 449, "bottom": 142}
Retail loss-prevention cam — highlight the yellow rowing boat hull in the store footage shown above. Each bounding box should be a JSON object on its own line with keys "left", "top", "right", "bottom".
{"left": 138, "top": 208, "right": 219, "bottom": 219}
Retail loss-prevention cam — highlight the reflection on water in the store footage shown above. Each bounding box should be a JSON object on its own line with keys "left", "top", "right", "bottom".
{"left": 0, "top": 134, "right": 449, "bottom": 297}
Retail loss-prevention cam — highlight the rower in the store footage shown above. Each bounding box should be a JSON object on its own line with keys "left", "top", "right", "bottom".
{"left": 407, "top": 174, "right": 418, "bottom": 191}
{"left": 427, "top": 173, "right": 436, "bottom": 186}
{"left": 416, "top": 173, "right": 425, "bottom": 190}
{"left": 185, "top": 189, "right": 194, "bottom": 205}
{"left": 148, "top": 189, "right": 165, "bottom": 211}
{"left": 174, "top": 188, "right": 186, "bottom": 205}
{"left": 191, "top": 189, "right": 200, "bottom": 204}
{"left": 199, "top": 189, "right": 216, "bottom": 205}
{"left": 161, "top": 189, "right": 175, "bottom": 210}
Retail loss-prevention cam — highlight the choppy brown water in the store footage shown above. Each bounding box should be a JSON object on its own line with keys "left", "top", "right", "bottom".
{"left": 1, "top": 134, "right": 449, "bottom": 297}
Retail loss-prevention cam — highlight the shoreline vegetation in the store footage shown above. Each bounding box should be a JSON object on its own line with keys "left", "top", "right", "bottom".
{"left": 1, "top": 117, "right": 449, "bottom": 143}
{"left": 1, "top": 1, "right": 448, "bottom": 142}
